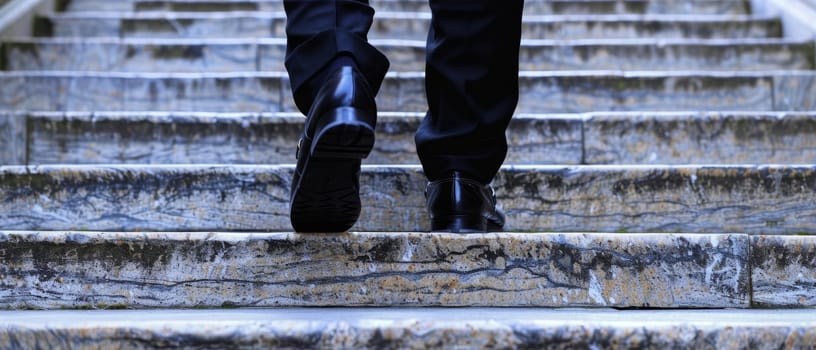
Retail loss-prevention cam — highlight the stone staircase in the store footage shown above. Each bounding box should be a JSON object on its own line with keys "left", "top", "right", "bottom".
{"left": 1, "top": 0, "right": 815, "bottom": 348}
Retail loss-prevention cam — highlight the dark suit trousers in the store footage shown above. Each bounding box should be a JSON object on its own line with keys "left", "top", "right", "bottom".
{"left": 284, "top": 0, "right": 523, "bottom": 184}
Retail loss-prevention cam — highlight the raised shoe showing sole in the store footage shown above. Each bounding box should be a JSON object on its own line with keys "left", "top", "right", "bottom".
{"left": 288, "top": 66, "right": 379, "bottom": 233}
{"left": 289, "top": 108, "right": 375, "bottom": 233}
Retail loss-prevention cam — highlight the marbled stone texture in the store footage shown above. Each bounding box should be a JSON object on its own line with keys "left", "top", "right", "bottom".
{"left": 520, "top": 17, "right": 780, "bottom": 40}
{"left": 774, "top": 73, "right": 816, "bottom": 111}
{"left": 514, "top": 40, "right": 814, "bottom": 71}
{"left": 584, "top": 112, "right": 816, "bottom": 164}
{"left": 0, "top": 72, "right": 286, "bottom": 112}
{"left": 20, "top": 111, "right": 816, "bottom": 166}
{"left": 122, "top": 16, "right": 281, "bottom": 38}
{"left": 7, "top": 39, "right": 812, "bottom": 73}
{"left": 122, "top": 73, "right": 283, "bottom": 112}
{"left": 134, "top": 0, "right": 264, "bottom": 12}
{"left": 1, "top": 309, "right": 814, "bottom": 349}
{"left": 25, "top": 112, "right": 580, "bottom": 165}
{"left": 0, "top": 112, "right": 25, "bottom": 165}
{"left": 45, "top": 13, "right": 780, "bottom": 40}
{"left": 516, "top": 72, "right": 773, "bottom": 113}
{"left": 505, "top": 115, "right": 583, "bottom": 164}
{"left": 125, "top": 0, "right": 754, "bottom": 15}
{"left": 0, "top": 72, "right": 788, "bottom": 113}
{"left": 2, "top": 165, "right": 816, "bottom": 233}
{"left": 66, "top": 0, "right": 753, "bottom": 15}
{"left": 26, "top": 112, "right": 306, "bottom": 164}
{"left": 5, "top": 39, "right": 262, "bottom": 72}
{"left": 0, "top": 231, "right": 749, "bottom": 308}
{"left": 751, "top": 235, "right": 816, "bottom": 307}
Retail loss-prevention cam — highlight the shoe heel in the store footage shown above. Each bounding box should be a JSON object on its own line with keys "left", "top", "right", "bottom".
{"left": 431, "top": 215, "right": 488, "bottom": 233}
{"left": 311, "top": 107, "right": 375, "bottom": 159}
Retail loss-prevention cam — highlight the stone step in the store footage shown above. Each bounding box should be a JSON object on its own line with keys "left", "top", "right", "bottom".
{"left": 1, "top": 309, "right": 815, "bottom": 348}
{"left": 4, "top": 111, "right": 816, "bottom": 166}
{"left": 63, "top": 0, "right": 752, "bottom": 15}
{"left": 38, "top": 13, "right": 782, "bottom": 40}
{"left": 2, "top": 71, "right": 813, "bottom": 112}
{"left": 752, "top": 235, "right": 816, "bottom": 307}
{"left": 0, "top": 231, "right": 758, "bottom": 309}
{"left": 4, "top": 38, "right": 813, "bottom": 72}
{"left": 1, "top": 164, "right": 815, "bottom": 234}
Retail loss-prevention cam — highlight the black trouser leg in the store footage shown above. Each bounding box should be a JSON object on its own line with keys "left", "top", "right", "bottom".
{"left": 416, "top": 0, "right": 524, "bottom": 184}
{"left": 284, "top": 0, "right": 390, "bottom": 113}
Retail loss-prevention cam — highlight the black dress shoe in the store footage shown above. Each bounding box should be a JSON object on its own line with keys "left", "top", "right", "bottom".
{"left": 425, "top": 171, "right": 505, "bottom": 233}
{"left": 289, "top": 66, "right": 377, "bottom": 232}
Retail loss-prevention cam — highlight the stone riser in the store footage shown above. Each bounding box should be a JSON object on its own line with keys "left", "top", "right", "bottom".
{"left": 2, "top": 232, "right": 811, "bottom": 309}
{"left": 40, "top": 14, "right": 781, "bottom": 40}
{"left": 4, "top": 38, "right": 813, "bottom": 72}
{"left": 1, "top": 165, "right": 816, "bottom": 234}
{"left": 752, "top": 235, "right": 816, "bottom": 307}
{"left": 2, "top": 309, "right": 814, "bottom": 348}
{"left": 0, "top": 231, "right": 752, "bottom": 309}
{"left": 3, "top": 112, "right": 816, "bottom": 166}
{"left": 64, "top": 0, "right": 752, "bottom": 15}
{"left": 2, "top": 71, "right": 814, "bottom": 112}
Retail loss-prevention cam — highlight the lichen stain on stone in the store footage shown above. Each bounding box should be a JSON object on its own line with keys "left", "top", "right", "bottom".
{"left": 258, "top": 78, "right": 279, "bottom": 92}
{"left": 612, "top": 169, "right": 688, "bottom": 195}
{"left": 0, "top": 238, "right": 175, "bottom": 282}
{"left": 752, "top": 236, "right": 816, "bottom": 271}
{"left": 150, "top": 45, "right": 205, "bottom": 60}
{"left": 354, "top": 237, "right": 404, "bottom": 263}
{"left": 214, "top": 78, "right": 232, "bottom": 93}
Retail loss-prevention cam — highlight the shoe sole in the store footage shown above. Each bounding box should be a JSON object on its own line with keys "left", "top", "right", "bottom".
{"left": 290, "top": 107, "right": 375, "bottom": 233}
{"left": 431, "top": 215, "right": 503, "bottom": 233}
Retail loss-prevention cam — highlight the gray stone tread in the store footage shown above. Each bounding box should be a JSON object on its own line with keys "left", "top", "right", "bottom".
{"left": 1, "top": 309, "right": 814, "bottom": 349}
{"left": 2, "top": 164, "right": 816, "bottom": 234}
{"left": 65, "top": 0, "right": 753, "bottom": 15}
{"left": 46, "top": 12, "right": 762, "bottom": 20}
{"left": 102, "top": 0, "right": 753, "bottom": 15}
{"left": 0, "top": 231, "right": 750, "bottom": 309}
{"left": 4, "top": 37, "right": 812, "bottom": 72}
{"left": 2, "top": 70, "right": 812, "bottom": 112}
{"left": 42, "top": 12, "right": 781, "bottom": 40}
{"left": 9, "top": 111, "right": 816, "bottom": 165}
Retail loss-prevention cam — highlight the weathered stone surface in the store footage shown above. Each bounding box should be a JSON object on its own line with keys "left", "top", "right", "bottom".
{"left": 67, "top": 0, "right": 753, "bottom": 15}
{"left": 1, "top": 309, "right": 815, "bottom": 349}
{"left": 513, "top": 71, "right": 773, "bottom": 113}
{"left": 2, "top": 165, "right": 816, "bottom": 233}
{"left": 0, "top": 231, "right": 749, "bottom": 309}
{"left": 125, "top": 0, "right": 753, "bottom": 15}
{"left": 0, "top": 72, "right": 285, "bottom": 112}
{"left": 4, "top": 38, "right": 262, "bottom": 72}
{"left": 751, "top": 235, "right": 816, "bottom": 307}
{"left": 774, "top": 72, "right": 816, "bottom": 111}
{"left": 62, "top": 0, "right": 133, "bottom": 11}
{"left": 584, "top": 112, "right": 816, "bottom": 164}
{"left": 518, "top": 16, "right": 781, "bottom": 40}
{"left": 0, "top": 112, "right": 25, "bottom": 166}
{"left": 505, "top": 115, "right": 585, "bottom": 164}
{"left": 6, "top": 38, "right": 812, "bottom": 72}
{"left": 25, "top": 111, "right": 308, "bottom": 164}
{"left": 25, "top": 111, "right": 816, "bottom": 166}
{"left": 44, "top": 13, "right": 780, "bottom": 40}
{"left": 513, "top": 39, "right": 815, "bottom": 71}
{"left": 135, "top": 0, "right": 271, "bottom": 12}
{"left": 0, "top": 71, "right": 785, "bottom": 112}
{"left": 121, "top": 73, "right": 282, "bottom": 112}
{"left": 23, "top": 112, "right": 581, "bottom": 165}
